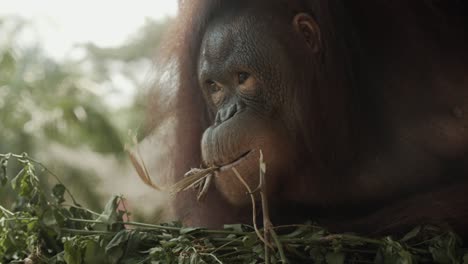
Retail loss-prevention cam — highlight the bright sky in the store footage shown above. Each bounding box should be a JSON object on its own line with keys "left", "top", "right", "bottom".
{"left": 0, "top": 0, "right": 178, "bottom": 108}
{"left": 1, "top": 0, "right": 178, "bottom": 58}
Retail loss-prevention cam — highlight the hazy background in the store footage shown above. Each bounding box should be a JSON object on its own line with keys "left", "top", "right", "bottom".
{"left": 0, "top": 0, "right": 177, "bottom": 221}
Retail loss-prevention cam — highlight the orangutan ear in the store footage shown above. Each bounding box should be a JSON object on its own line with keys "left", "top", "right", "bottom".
{"left": 293, "top": 13, "right": 322, "bottom": 53}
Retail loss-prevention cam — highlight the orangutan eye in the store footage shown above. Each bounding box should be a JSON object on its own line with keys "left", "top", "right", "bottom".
{"left": 238, "top": 72, "right": 250, "bottom": 85}
{"left": 206, "top": 80, "right": 221, "bottom": 93}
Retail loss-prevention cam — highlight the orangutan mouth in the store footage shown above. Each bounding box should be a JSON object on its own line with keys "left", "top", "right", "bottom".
{"left": 218, "top": 150, "right": 254, "bottom": 171}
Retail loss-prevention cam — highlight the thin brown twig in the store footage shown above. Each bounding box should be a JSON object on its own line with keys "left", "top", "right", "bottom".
{"left": 258, "top": 151, "right": 288, "bottom": 263}
{"left": 231, "top": 167, "right": 269, "bottom": 246}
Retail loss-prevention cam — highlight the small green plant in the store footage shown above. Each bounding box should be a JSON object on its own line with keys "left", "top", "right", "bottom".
{"left": 0, "top": 153, "right": 467, "bottom": 263}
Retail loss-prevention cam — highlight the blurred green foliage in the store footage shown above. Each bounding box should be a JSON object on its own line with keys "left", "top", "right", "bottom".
{"left": 0, "top": 16, "right": 170, "bottom": 211}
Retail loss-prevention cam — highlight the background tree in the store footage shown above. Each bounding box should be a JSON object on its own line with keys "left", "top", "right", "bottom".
{"left": 0, "top": 16, "right": 170, "bottom": 219}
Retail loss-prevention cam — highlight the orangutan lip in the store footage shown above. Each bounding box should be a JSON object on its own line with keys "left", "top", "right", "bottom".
{"left": 219, "top": 150, "right": 253, "bottom": 171}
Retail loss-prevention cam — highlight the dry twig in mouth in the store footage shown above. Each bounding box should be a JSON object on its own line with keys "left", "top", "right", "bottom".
{"left": 127, "top": 134, "right": 218, "bottom": 198}
{"left": 170, "top": 167, "right": 218, "bottom": 199}
{"left": 125, "top": 131, "right": 218, "bottom": 197}
{"left": 126, "top": 135, "right": 219, "bottom": 201}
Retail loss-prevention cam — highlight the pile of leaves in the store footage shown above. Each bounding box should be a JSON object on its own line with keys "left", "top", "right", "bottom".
{"left": 0, "top": 153, "right": 467, "bottom": 263}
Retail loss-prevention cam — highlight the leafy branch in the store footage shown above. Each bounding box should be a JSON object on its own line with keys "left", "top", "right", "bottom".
{"left": 0, "top": 153, "right": 467, "bottom": 263}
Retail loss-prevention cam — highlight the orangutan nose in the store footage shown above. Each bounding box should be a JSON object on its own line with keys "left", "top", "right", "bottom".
{"left": 215, "top": 103, "right": 238, "bottom": 124}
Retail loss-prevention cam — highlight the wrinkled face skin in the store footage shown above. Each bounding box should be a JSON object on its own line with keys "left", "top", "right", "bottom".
{"left": 197, "top": 10, "right": 317, "bottom": 206}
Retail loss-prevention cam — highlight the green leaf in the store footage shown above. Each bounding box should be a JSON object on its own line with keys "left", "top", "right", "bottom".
{"left": 84, "top": 239, "right": 109, "bottom": 264}
{"left": 223, "top": 224, "right": 244, "bottom": 233}
{"left": 95, "top": 195, "right": 121, "bottom": 231}
{"left": 19, "top": 171, "right": 34, "bottom": 197}
{"left": 42, "top": 209, "right": 58, "bottom": 228}
{"left": 400, "top": 226, "right": 421, "bottom": 242}
{"left": 376, "top": 237, "right": 414, "bottom": 264}
{"left": 106, "top": 230, "right": 130, "bottom": 252}
{"left": 107, "top": 246, "right": 124, "bottom": 264}
{"left": 309, "top": 247, "right": 326, "bottom": 263}
{"left": 180, "top": 227, "right": 203, "bottom": 235}
{"left": 242, "top": 233, "right": 258, "bottom": 248}
{"left": 0, "top": 157, "right": 8, "bottom": 186}
{"left": 52, "top": 184, "right": 66, "bottom": 204}
{"left": 11, "top": 168, "right": 25, "bottom": 192}
{"left": 70, "top": 206, "right": 91, "bottom": 219}
{"left": 0, "top": 51, "right": 16, "bottom": 76}
{"left": 64, "top": 239, "right": 84, "bottom": 264}
{"left": 463, "top": 253, "right": 468, "bottom": 264}
{"left": 326, "top": 252, "right": 345, "bottom": 264}
{"left": 189, "top": 252, "right": 200, "bottom": 264}
{"left": 429, "top": 231, "right": 463, "bottom": 264}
